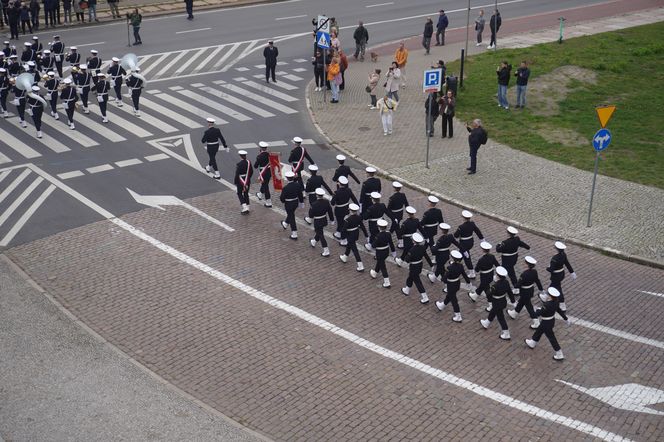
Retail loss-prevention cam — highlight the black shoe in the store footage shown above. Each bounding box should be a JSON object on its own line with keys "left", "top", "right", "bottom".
{"left": 448, "top": 135, "right": 453, "bottom": 138}
{"left": 466, "top": 167, "right": 472, "bottom": 171}
{"left": 467, "top": 171, "right": 476, "bottom": 175}
{"left": 442, "top": 135, "right": 446, "bottom": 138}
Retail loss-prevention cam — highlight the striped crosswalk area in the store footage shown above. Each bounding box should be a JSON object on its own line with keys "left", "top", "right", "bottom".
{"left": 0, "top": 65, "right": 308, "bottom": 166}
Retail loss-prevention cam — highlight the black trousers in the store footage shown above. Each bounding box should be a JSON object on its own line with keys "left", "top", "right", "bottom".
{"left": 314, "top": 67, "right": 324, "bottom": 87}
{"left": 259, "top": 178, "right": 271, "bottom": 200}
{"left": 131, "top": 90, "right": 141, "bottom": 110}
{"left": 111, "top": 82, "right": 121, "bottom": 100}
{"left": 469, "top": 146, "right": 479, "bottom": 172}
{"left": 265, "top": 63, "right": 276, "bottom": 81}
{"left": 31, "top": 108, "right": 42, "bottom": 130}
{"left": 236, "top": 184, "right": 249, "bottom": 205}
{"left": 436, "top": 29, "right": 446, "bottom": 45}
{"left": 501, "top": 255, "right": 518, "bottom": 287}
{"left": 515, "top": 293, "right": 536, "bottom": 318}
{"left": 0, "top": 91, "right": 7, "bottom": 111}
{"left": 488, "top": 297, "right": 508, "bottom": 330}
{"left": 550, "top": 278, "right": 565, "bottom": 303}
{"left": 442, "top": 114, "right": 453, "bottom": 137}
{"left": 459, "top": 239, "right": 475, "bottom": 269}
{"left": 406, "top": 264, "right": 425, "bottom": 293}
{"left": 284, "top": 202, "right": 298, "bottom": 231}
{"left": 475, "top": 275, "right": 492, "bottom": 297}
{"left": 48, "top": 9, "right": 56, "bottom": 26}
{"left": 133, "top": 26, "right": 141, "bottom": 44}
{"left": 49, "top": 94, "right": 58, "bottom": 113}
{"left": 423, "top": 226, "right": 436, "bottom": 248}
{"left": 16, "top": 100, "right": 25, "bottom": 120}
{"left": 390, "top": 214, "right": 403, "bottom": 238}
{"left": 344, "top": 241, "right": 361, "bottom": 262}
{"left": 80, "top": 86, "right": 89, "bottom": 107}
{"left": 10, "top": 21, "right": 19, "bottom": 39}
{"left": 489, "top": 30, "right": 497, "bottom": 47}
{"left": 99, "top": 98, "right": 108, "bottom": 116}
{"left": 206, "top": 144, "right": 219, "bottom": 171}
{"left": 400, "top": 237, "right": 413, "bottom": 259}
{"left": 433, "top": 251, "right": 450, "bottom": 278}
{"left": 314, "top": 225, "right": 327, "bottom": 247}
{"left": 374, "top": 252, "right": 389, "bottom": 277}
{"left": 368, "top": 221, "right": 378, "bottom": 245}
{"left": 21, "top": 19, "right": 32, "bottom": 34}
{"left": 334, "top": 207, "right": 348, "bottom": 235}
{"left": 532, "top": 320, "right": 560, "bottom": 351}
{"left": 443, "top": 281, "right": 461, "bottom": 312}
{"left": 65, "top": 104, "right": 75, "bottom": 123}
{"left": 55, "top": 61, "right": 63, "bottom": 78}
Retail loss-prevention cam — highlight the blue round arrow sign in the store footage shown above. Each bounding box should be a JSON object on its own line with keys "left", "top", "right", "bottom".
{"left": 592, "top": 128, "right": 612, "bottom": 152}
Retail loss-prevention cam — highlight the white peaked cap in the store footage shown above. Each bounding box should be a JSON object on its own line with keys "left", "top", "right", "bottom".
{"left": 428, "top": 195, "right": 439, "bottom": 204}
{"left": 365, "top": 166, "right": 376, "bottom": 173}
{"left": 547, "top": 287, "right": 561, "bottom": 297}
{"left": 507, "top": 226, "right": 518, "bottom": 235}
{"left": 370, "top": 192, "right": 381, "bottom": 199}
{"left": 338, "top": 176, "right": 348, "bottom": 185}
{"left": 392, "top": 181, "right": 402, "bottom": 188}
{"left": 238, "top": 150, "right": 248, "bottom": 155}
{"left": 412, "top": 232, "right": 424, "bottom": 244}
{"left": 0, "top": 68, "right": 5, "bottom": 73}
{"left": 44, "top": 50, "right": 51, "bottom": 54}
{"left": 27, "top": 61, "right": 35, "bottom": 66}
{"left": 292, "top": 136, "right": 303, "bottom": 143}
{"left": 439, "top": 223, "right": 450, "bottom": 230}
{"left": 308, "top": 164, "right": 318, "bottom": 171}
{"left": 284, "top": 171, "right": 295, "bottom": 178}
{"left": 554, "top": 241, "right": 566, "bottom": 250}
{"left": 480, "top": 241, "right": 492, "bottom": 250}
{"left": 97, "top": 72, "right": 105, "bottom": 77}
{"left": 70, "top": 46, "right": 77, "bottom": 50}
{"left": 206, "top": 117, "right": 215, "bottom": 123}
{"left": 377, "top": 219, "right": 388, "bottom": 227}
{"left": 451, "top": 250, "right": 463, "bottom": 260}
{"left": 112, "top": 57, "right": 120, "bottom": 62}
{"left": 336, "top": 154, "right": 346, "bottom": 161}
{"left": 63, "top": 78, "right": 72, "bottom": 84}
{"left": 349, "top": 203, "right": 359, "bottom": 211}
{"left": 32, "top": 36, "right": 39, "bottom": 40}
{"left": 31, "top": 85, "right": 40, "bottom": 92}
{"left": 495, "top": 266, "right": 508, "bottom": 277}
{"left": 406, "top": 206, "right": 416, "bottom": 214}
{"left": 258, "top": 141, "right": 269, "bottom": 148}
{"left": 91, "top": 49, "right": 98, "bottom": 54}
{"left": 24, "top": 42, "right": 32, "bottom": 46}
{"left": 315, "top": 188, "right": 325, "bottom": 196}
{"left": 80, "top": 64, "right": 87, "bottom": 69}
{"left": 134, "top": 67, "right": 141, "bottom": 71}
{"left": 462, "top": 210, "right": 473, "bottom": 218}
{"left": 525, "top": 256, "right": 537, "bottom": 265}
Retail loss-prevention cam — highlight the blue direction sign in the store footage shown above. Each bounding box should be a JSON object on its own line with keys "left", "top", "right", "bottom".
{"left": 592, "top": 128, "right": 612, "bottom": 151}
{"left": 422, "top": 68, "right": 442, "bottom": 93}
{"left": 316, "top": 31, "right": 330, "bottom": 49}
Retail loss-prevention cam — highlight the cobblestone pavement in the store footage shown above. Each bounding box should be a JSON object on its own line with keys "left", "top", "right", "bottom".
{"left": 7, "top": 168, "right": 664, "bottom": 440}
{"left": 0, "top": 255, "right": 264, "bottom": 442}
{"left": 308, "top": 5, "right": 664, "bottom": 265}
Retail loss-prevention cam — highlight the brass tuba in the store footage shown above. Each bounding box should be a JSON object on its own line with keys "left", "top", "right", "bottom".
{"left": 16, "top": 73, "right": 47, "bottom": 106}
{"left": 120, "top": 53, "right": 147, "bottom": 85}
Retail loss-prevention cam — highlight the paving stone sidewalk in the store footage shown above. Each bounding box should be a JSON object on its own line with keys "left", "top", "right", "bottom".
{"left": 308, "top": 8, "right": 664, "bottom": 266}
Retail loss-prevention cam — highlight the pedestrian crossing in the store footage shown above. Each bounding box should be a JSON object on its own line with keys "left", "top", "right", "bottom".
{"left": 0, "top": 65, "right": 308, "bottom": 166}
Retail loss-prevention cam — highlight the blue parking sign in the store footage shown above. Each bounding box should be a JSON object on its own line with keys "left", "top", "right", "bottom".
{"left": 423, "top": 68, "right": 442, "bottom": 93}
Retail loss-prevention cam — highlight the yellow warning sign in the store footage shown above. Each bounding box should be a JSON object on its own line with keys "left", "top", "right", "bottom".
{"left": 595, "top": 105, "right": 616, "bottom": 128}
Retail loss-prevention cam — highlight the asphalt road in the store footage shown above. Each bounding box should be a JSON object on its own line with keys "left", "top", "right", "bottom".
{"left": 0, "top": 0, "right": 613, "bottom": 247}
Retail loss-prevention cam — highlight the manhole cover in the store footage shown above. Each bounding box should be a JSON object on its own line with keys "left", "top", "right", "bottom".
{"left": 358, "top": 126, "right": 371, "bottom": 132}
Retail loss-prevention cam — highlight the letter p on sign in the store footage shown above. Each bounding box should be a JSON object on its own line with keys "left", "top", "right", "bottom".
{"left": 423, "top": 68, "right": 442, "bottom": 93}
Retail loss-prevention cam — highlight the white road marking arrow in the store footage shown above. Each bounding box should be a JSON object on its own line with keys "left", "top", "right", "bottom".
{"left": 557, "top": 381, "right": 664, "bottom": 416}
{"left": 127, "top": 188, "right": 234, "bottom": 232}
{"left": 638, "top": 290, "right": 664, "bottom": 299}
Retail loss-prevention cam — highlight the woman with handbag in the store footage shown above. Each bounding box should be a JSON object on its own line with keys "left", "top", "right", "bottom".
{"left": 438, "top": 89, "right": 455, "bottom": 138}
{"left": 327, "top": 57, "right": 341, "bottom": 103}
{"left": 376, "top": 95, "right": 397, "bottom": 136}
{"left": 367, "top": 68, "right": 380, "bottom": 109}
{"left": 384, "top": 61, "right": 401, "bottom": 102}
{"left": 74, "top": 0, "right": 85, "bottom": 23}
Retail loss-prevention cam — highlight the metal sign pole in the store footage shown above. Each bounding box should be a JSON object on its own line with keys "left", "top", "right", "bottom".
{"left": 323, "top": 49, "right": 327, "bottom": 102}
{"left": 586, "top": 151, "right": 600, "bottom": 227}
{"left": 494, "top": 0, "right": 498, "bottom": 51}
{"left": 127, "top": 17, "right": 131, "bottom": 47}
{"left": 464, "top": 0, "right": 470, "bottom": 59}
{"left": 425, "top": 94, "right": 432, "bottom": 169}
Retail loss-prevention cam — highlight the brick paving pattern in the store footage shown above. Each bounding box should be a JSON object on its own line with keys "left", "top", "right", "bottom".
{"left": 308, "top": 7, "right": 664, "bottom": 265}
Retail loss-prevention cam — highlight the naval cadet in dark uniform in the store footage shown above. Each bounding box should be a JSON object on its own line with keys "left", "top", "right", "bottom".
{"left": 254, "top": 141, "right": 273, "bottom": 207}
{"left": 95, "top": 73, "right": 110, "bottom": 123}
{"left": 369, "top": 219, "right": 396, "bottom": 289}
{"left": 401, "top": 232, "right": 434, "bottom": 305}
{"left": 59, "top": 77, "right": 78, "bottom": 129}
{"left": 332, "top": 154, "right": 360, "bottom": 186}
{"left": 480, "top": 266, "right": 513, "bottom": 340}
{"left": 546, "top": 241, "right": 576, "bottom": 312}
{"left": 363, "top": 191, "right": 386, "bottom": 251}
{"left": 280, "top": 171, "right": 304, "bottom": 240}
{"left": 436, "top": 250, "right": 470, "bottom": 323}
{"left": 454, "top": 210, "right": 484, "bottom": 279}
{"left": 427, "top": 223, "right": 459, "bottom": 283}
{"left": 26, "top": 85, "right": 45, "bottom": 138}
{"left": 525, "top": 287, "right": 567, "bottom": 361}
{"left": 287, "top": 136, "right": 315, "bottom": 186}
{"left": 395, "top": 206, "right": 419, "bottom": 267}
{"left": 420, "top": 195, "right": 444, "bottom": 248}
{"left": 496, "top": 226, "right": 530, "bottom": 292}
{"left": 11, "top": 78, "right": 28, "bottom": 128}
{"left": 331, "top": 175, "right": 358, "bottom": 242}
{"left": 50, "top": 36, "right": 65, "bottom": 78}
{"left": 65, "top": 46, "right": 81, "bottom": 68}
{"left": 303, "top": 164, "right": 333, "bottom": 223}
{"left": 107, "top": 57, "right": 126, "bottom": 106}
{"left": 73, "top": 63, "right": 92, "bottom": 114}
{"left": 309, "top": 187, "right": 334, "bottom": 256}
{"left": 468, "top": 241, "right": 500, "bottom": 309}
{"left": 387, "top": 181, "right": 408, "bottom": 247}
{"left": 235, "top": 150, "right": 253, "bottom": 214}
{"left": 508, "top": 256, "right": 544, "bottom": 329}
{"left": 86, "top": 49, "right": 102, "bottom": 85}
{"left": 40, "top": 50, "right": 55, "bottom": 74}
{"left": 0, "top": 68, "right": 9, "bottom": 118}
{"left": 201, "top": 117, "right": 228, "bottom": 180}
{"left": 359, "top": 166, "right": 381, "bottom": 216}
{"left": 125, "top": 67, "right": 144, "bottom": 116}
{"left": 20, "top": 41, "right": 36, "bottom": 63}
{"left": 339, "top": 203, "right": 367, "bottom": 272}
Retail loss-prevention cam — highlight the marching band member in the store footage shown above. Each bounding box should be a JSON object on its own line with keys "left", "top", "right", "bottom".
{"left": 331, "top": 154, "right": 360, "bottom": 186}
{"left": 436, "top": 250, "right": 470, "bottom": 323}
{"left": 60, "top": 77, "right": 78, "bottom": 130}
{"left": 87, "top": 49, "right": 102, "bottom": 85}
{"left": 26, "top": 85, "right": 46, "bottom": 138}
{"left": 73, "top": 63, "right": 92, "bottom": 114}
{"left": 496, "top": 226, "right": 530, "bottom": 292}
{"left": 201, "top": 117, "right": 227, "bottom": 180}
{"left": 420, "top": 196, "right": 444, "bottom": 249}
{"left": 125, "top": 67, "right": 144, "bottom": 116}
{"left": 7, "top": 54, "right": 21, "bottom": 77}
{"left": 454, "top": 210, "right": 484, "bottom": 278}
{"left": 363, "top": 191, "right": 386, "bottom": 251}
{"left": 65, "top": 46, "right": 81, "bottom": 68}
{"left": 31, "top": 36, "right": 43, "bottom": 58}
{"left": 44, "top": 71, "right": 60, "bottom": 120}
{"left": 428, "top": 223, "right": 459, "bottom": 283}
{"left": 254, "top": 141, "right": 273, "bottom": 208}
{"left": 107, "top": 57, "right": 126, "bottom": 106}
{"left": 359, "top": 166, "right": 381, "bottom": 216}
{"left": 40, "top": 50, "right": 55, "bottom": 74}
{"left": 480, "top": 266, "right": 513, "bottom": 340}
{"left": 0, "top": 68, "right": 9, "bottom": 118}
{"left": 508, "top": 256, "right": 544, "bottom": 329}
{"left": 303, "top": 164, "right": 333, "bottom": 223}
{"left": 387, "top": 181, "right": 408, "bottom": 248}
{"left": 20, "top": 41, "right": 36, "bottom": 63}
{"left": 546, "top": 241, "right": 576, "bottom": 311}
{"left": 95, "top": 72, "right": 110, "bottom": 123}
{"left": 50, "top": 36, "right": 65, "bottom": 77}
{"left": 525, "top": 287, "right": 567, "bottom": 361}
{"left": 26, "top": 61, "right": 39, "bottom": 85}
{"left": 395, "top": 206, "right": 419, "bottom": 267}
{"left": 234, "top": 150, "right": 253, "bottom": 214}
{"left": 331, "top": 175, "right": 358, "bottom": 243}
{"left": 467, "top": 241, "right": 500, "bottom": 309}
{"left": 11, "top": 77, "right": 28, "bottom": 128}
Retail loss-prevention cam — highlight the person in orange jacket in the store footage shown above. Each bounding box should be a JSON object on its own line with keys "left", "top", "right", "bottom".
{"left": 394, "top": 41, "right": 408, "bottom": 88}
{"left": 327, "top": 57, "right": 341, "bottom": 103}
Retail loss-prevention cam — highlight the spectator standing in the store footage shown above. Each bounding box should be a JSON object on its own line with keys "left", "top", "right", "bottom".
{"left": 475, "top": 9, "right": 485, "bottom": 46}
{"left": 367, "top": 68, "right": 380, "bottom": 109}
{"left": 29, "top": 0, "right": 39, "bottom": 30}
{"left": 496, "top": 60, "right": 511, "bottom": 109}
{"left": 184, "top": 0, "right": 193, "bottom": 20}
{"left": 489, "top": 9, "right": 501, "bottom": 49}
{"left": 514, "top": 60, "right": 530, "bottom": 108}
{"left": 0, "top": 0, "right": 5, "bottom": 28}
{"left": 394, "top": 41, "right": 408, "bottom": 88}
{"left": 435, "top": 10, "right": 448, "bottom": 46}
{"left": 327, "top": 56, "right": 341, "bottom": 103}
{"left": 20, "top": 4, "right": 32, "bottom": 34}
{"left": 330, "top": 30, "right": 340, "bottom": 53}
{"left": 87, "top": 0, "right": 97, "bottom": 22}
{"left": 263, "top": 40, "right": 278, "bottom": 83}
{"left": 62, "top": 0, "right": 71, "bottom": 23}
{"left": 330, "top": 17, "right": 339, "bottom": 36}
{"left": 385, "top": 61, "right": 400, "bottom": 102}
{"left": 338, "top": 49, "right": 348, "bottom": 90}
{"left": 8, "top": 2, "right": 20, "bottom": 39}
{"left": 352, "top": 21, "right": 368, "bottom": 61}
{"left": 45, "top": 0, "right": 57, "bottom": 27}
{"left": 425, "top": 92, "right": 439, "bottom": 137}
{"left": 312, "top": 49, "right": 324, "bottom": 91}
{"left": 73, "top": 0, "right": 85, "bottom": 23}
{"left": 466, "top": 119, "right": 488, "bottom": 174}
{"left": 128, "top": 8, "right": 142, "bottom": 45}
{"left": 108, "top": 0, "right": 119, "bottom": 19}
{"left": 422, "top": 17, "right": 433, "bottom": 55}
{"left": 377, "top": 95, "right": 397, "bottom": 136}
{"left": 55, "top": 0, "right": 60, "bottom": 24}
{"left": 438, "top": 89, "right": 455, "bottom": 138}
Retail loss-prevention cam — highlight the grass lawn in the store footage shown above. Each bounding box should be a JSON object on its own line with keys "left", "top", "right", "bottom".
{"left": 446, "top": 22, "right": 664, "bottom": 188}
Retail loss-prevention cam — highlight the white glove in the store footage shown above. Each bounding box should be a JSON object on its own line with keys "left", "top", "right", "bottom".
{"left": 391, "top": 251, "right": 397, "bottom": 258}
{"left": 565, "top": 319, "right": 571, "bottom": 327}
{"left": 330, "top": 220, "right": 336, "bottom": 225}
{"left": 298, "top": 202, "right": 304, "bottom": 209}
{"left": 463, "top": 251, "right": 470, "bottom": 259}
{"left": 225, "top": 147, "right": 230, "bottom": 153}
{"left": 570, "top": 272, "right": 577, "bottom": 280}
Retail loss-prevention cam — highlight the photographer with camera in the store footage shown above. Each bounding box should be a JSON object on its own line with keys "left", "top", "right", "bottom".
{"left": 496, "top": 60, "right": 512, "bottom": 109}
{"left": 384, "top": 61, "right": 400, "bottom": 102}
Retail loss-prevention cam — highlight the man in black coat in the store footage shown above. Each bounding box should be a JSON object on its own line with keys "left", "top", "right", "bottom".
{"left": 488, "top": 9, "right": 502, "bottom": 49}
{"left": 466, "top": 119, "right": 488, "bottom": 174}
{"left": 263, "top": 40, "right": 278, "bottom": 83}
{"left": 422, "top": 17, "right": 433, "bottom": 55}
{"left": 352, "top": 21, "right": 368, "bottom": 61}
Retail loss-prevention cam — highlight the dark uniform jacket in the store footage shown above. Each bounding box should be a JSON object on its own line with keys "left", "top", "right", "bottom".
{"left": 433, "top": 233, "right": 459, "bottom": 256}
{"left": 201, "top": 127, "right": 227, "bottom": 147}
{"left": 107, "top": 64, "right": 127, "bottom": 86}
{"left": 387, "top": 192, "right": 408, "bottom": 220}
{"left": 309, "top": 198, "right": 334, "bottom": 228}
{"left": 342, "top": 214, "right": 367, "bottom": 242}
{"left": 280, "top": 181, "right": 304, "bottom": 204}
{"left": 517, "top": 268, "right": 543, "bottom": 297}
{"left": 488, "top": 278, "right": 512, "bottom": 305}
{"left": 421, "top": 208, "right": 443, "bottom": 233}
{"left": 126, "top": 75, "right": 143, "bottom": 91}
{"left": 536, "top": 299, "right": 567, "bottom": 323}
{"left": 332, "top": 164, "right": 360, "bottom": 184}
{"left": 404, "top": 244, "right": 433, "bottom": 267}
{"left": 359, "top": 177, "right": 381, "bottom": 203}
{"left": 546, "top": 251, "right": 574, "bottom": 283}
{"left": 399, "top": 217, "right": 421, "bottom": 239}
{"left": 373, "top": 231, "right": 395, "bottom": 256}
{"left": 254, "top": 151, "right": 271, "bottom": 181}
{"left": 263, "top": 46, "right": 279, "bottom": 66}
{"left": 474, "top": 253, "right": 500, "bottom": 283}
{"left": 95, "top": 80, "right": 110, "bottom": 98}
{"left": 287, "top": 145, "right": 314, "bottom": 173}
{"left": 496, "top": 236, "right": 530, "bottom": 257}
{"left": 331, "top": 186, "right": 358, "bottom": 208}
{"left": 65, "top": 51, "right": 81, "bottom": 66}
{"left": 234, "top": 158, "right": 253, "bottom": 187}
{"left": 364, "top": 202, "right": 387, "bottom": 223}
{"left": 454, "top": 220, "right": 484, "bottom": 245}
{"left": 444, "top": 262, "right": 470, "bottom": 285}
{"left": 59, "top": 86, "right": 78, "bottom": 107}
{"left": 305, "top": 175, "right": 333, "bottom": 199}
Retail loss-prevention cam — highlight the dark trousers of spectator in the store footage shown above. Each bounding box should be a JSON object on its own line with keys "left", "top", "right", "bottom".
{"left": 63, "top": 7, "right": 71, "bottom": 23}
{"left": 490, "top": 31, "right": 497, "bottom": 47}
{"left": 469, "top": 146, "right": 479, "bottom": 172}
{"left": 10, "top": 21, "right": 19, "bottom": 39}
{"left": 56, "top": 5, "right": 61, "bottom": 24}
{"left": 133, "top": 26, "right": 142, "bottom": 44}
{"left": 442, "top": 114, "right": 453, "bottom": 137}
{"left": 30, "top": 11, "right": 38, "bottom": 29}
{"left": 185, "top": 1, "right": 193, "bottom": 18}
{"left": 314, "top": 66, "right": 324, "bottom": 87}
{"left": 436, "top": 29, "right": 445, "bottom": 45}
{"left": 339, "top": 69, "right": 345, "bottom": 90}
{"left": 47, "top": 9, "right": 56, "bottom": 26}
{"left": 265, "top": 63, "right": 276, "bottom": 82}
{"left": 1, "top": 7, "right": 5, "bottom": 26}
{"left": 21, "top": 19, "right": 32, "bottom": 34}
{"left": 76, "top": 12, "right": 85, "bottom": 22}
{"left": 422, "top": 37, "right": 431, "bottom": 54}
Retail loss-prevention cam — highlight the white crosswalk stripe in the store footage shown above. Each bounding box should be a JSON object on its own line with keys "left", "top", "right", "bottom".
{"left": 197, "top": 85, "right": 275, "bottom": 118}
{"left": 42, "top": 113, "right": 99, "bottom": 147}
{"left": 240, "top": 80, "right": 299, "bottom": 102}
{"left": 173, "top": 89, "right": 252, "bottom": 122}
{"left": 249, "top": 75, "right": 299, "bottom": 90}
{"left": 151, "top": 92, "right": 229, "bottom": 125}
{"left": 65, "top": 110, "right": 126, "bottom": 142}
{"left": 139, "top": 97, "right": 203, "bottom": 128}
{"left": 217, "top": 83, "right": 298, "bottom": 114}
{"left": 87, "top": 105, "right": 154, "bottom": 138}
{"left": 113, "top": 101, "right": 179, "bottom": 133}
{"left": 0, "top": 126, "right": 42, "bottom": 159}
{"left": 7, "top": 118, "right": 71, "bottom": 153}
{"left": 0, "top": 175, "right": 43, "bottom": 228}
{"left": 0, "top": 169, "right": 31, "bottom": 205}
